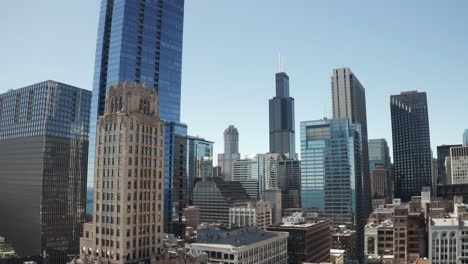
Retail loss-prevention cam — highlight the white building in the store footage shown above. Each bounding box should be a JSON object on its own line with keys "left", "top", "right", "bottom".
{"left": 229, "top": 201, "right": 272, "bottom": 230}
{"left": 450, "top": 146, "right": 468, "bottom": 184}
{"left": 186, "top": 227, "right": 288, "bottom": 264}
{"left": 429, "top": 198, "right": 468, "bottom": 263}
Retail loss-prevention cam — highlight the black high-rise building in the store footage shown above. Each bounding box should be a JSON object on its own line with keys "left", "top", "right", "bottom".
{"left": 436, "top": 144, "right": 461, "bottom": 185}
{"left": 269, "top": 71, "right": 295, "bottom": 159}
{"left": 0, "top": 81, "right": 91, "bottom": 263}
{"left": 391, "top": 91, "right": 432, "bottom": 202}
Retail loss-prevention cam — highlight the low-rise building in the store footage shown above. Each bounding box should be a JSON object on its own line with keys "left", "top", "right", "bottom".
{"left": 186, "top": 227, "right": 288, "bottom": 264}
{"left": 229, "top": 201, "right": 272, "bottom": 230}
{"left": 331, "top": 226, "right": 358, "bottom": 263}
{"left": 267, "top": 217, "right": 331, "bottom": 264}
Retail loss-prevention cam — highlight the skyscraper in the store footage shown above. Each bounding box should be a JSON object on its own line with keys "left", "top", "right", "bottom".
{"left": 300, "top": 118, "right": 364, "bottom": 261}
{"left": 331, "top": 67, "right": 371, "bottom": 218}
{"left": 186, "top": 136, "right": 214, "bottom": 204}
{"left": 269, "top": 71, "right": 295, "bottom": 158}
{"left": 437, "top": 144, "right": 461, "bottom": 185}
{"left": 368, "top": 139, "right": 392, "bottom": 198}
{"left": 218, "top": 125, "right": 241, "bottom": 181}
{"left": 448, "top": 146, "right": 468, "bottom": 184}
{"left": 390, "top": 91, "right": 432, "bottom": 202}
{"left": 464, "top": 129, "right": 468, "bottom": 146}
{"left": 79, "top": 83, "right": 166, "bottom": 263}
{"left": 87, "top": 0, "right": 185, "bottom": 203}
{"left": 0, "top": 81, "right": 91, "bottom": 262}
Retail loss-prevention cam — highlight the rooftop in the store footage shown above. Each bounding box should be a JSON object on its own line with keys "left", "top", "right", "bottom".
{"left": 195, "top": 227, "right": 285, "bottom": 248}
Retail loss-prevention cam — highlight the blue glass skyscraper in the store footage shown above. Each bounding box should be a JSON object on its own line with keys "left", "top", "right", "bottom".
{"left": 88, "top": 0, "right": 185, "bottom": 232}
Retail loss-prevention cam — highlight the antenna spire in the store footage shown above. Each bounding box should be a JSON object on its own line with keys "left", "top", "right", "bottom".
{"left": 277, "top": 52, "right": 286, "bottom": 73}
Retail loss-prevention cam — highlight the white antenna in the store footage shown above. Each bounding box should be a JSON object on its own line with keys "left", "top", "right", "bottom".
{"left": 278, "top": 52, "right": 282, "bottom": 73}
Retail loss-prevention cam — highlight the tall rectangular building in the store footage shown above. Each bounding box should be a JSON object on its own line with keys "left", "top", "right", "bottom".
{"left": 464, "top": 129, "right": 468, "bottom": 146}
{"left": 186, "top": 136, "right": 214, "bottom": 204}
{"left": 88, "top": 0, "right": 185, "bottom": 209}
{"left": 331, "top": 67, "right": 371, "bottom": 219}
{"left": 437, "top": 145, "right": 461, "bottom": 185}
{"left": 300, "top": 118, "right": 363, "bottom": 228}
{"left": 269, "top": 71, "right": 295, "bottom": 158}
{"left": 449, "top": 146, "right": 468, "bottom": 184}
{"left": 79, "top": 83, "right": 166, "bottom": 263}
{"left": 217, "top": 125, "right": 241, "bottom": 181}
{"left": 369, "top": 139, "right": 392, "bottom": 197}
{"left": 390, "top": 91, "right": 432, "bottom": 202}
{"left": 0, "top": 81, "right": 91, "bottom": 262}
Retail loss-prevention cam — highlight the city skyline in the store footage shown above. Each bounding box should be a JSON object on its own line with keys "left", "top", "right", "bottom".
{"left": 1, "top": 1, "right": 468, "bottom": 164}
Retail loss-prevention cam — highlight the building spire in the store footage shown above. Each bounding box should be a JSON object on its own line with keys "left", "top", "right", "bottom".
{"left": 278, "top": 52, "right": 285, "bottom": 73}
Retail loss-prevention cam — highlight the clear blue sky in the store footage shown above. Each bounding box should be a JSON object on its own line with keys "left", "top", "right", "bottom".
{"left": 1, "top": 0, "right": 467, "bottom": 161}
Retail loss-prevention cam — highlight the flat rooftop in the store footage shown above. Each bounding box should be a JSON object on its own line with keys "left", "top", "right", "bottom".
{"left": 195, "top": 227, "right": 284, "bottom": 247}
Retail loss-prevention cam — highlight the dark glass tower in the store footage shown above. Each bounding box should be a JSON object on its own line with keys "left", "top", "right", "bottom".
{"left": 0, "top": 81, "right": 91, "bottom": 263}
{"left": 88, "top": 0, "right": 185, "bottom": 232}
{"left": 391, "top": 91, "right": 432, "bottom": 202}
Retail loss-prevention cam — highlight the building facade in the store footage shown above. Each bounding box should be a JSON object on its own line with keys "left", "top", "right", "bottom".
{"left": 232, "top": 155, "right": 259, "bottom": 199}
{"left": 0, "top": 81, "right": 91, "bottom": 262}
{"left": 300, "top": 118, "right": 363, "bottom": 228}
{"left": 186, "top": 136, "right": 213, "bottom": 204}
{"left": 87, "top": 2, "right": 186, "bottom": 232}
{"left": 370, "top": 165, "right": 387, "bottom": 199}
{"left": 267, "top": 219, "right": 331, "bottom": 264}
{"left": 186, "top": 227, "right": 288, "bottom": 264}
{"left": 269, "top": 71, "right": 295, "bottom": 159}
{"left": 278, "top": 158, "right": 301, "bottom": 210}
{"left": 332, "top": 67, "right": 371, "bottom": 219}
{"left": 218, "top": 125, "right": 241, "bottom": 181}
{"left": 369, "top": 139, "right": 392, "bottom": 198}
{"left": 391, "top": 91, "right": 432, "bottom": 202}
{"left": 437, "top": 145, "right": 461, "bottom": 186}
{"left": 79, "top": 83, "right": 166, "bottom": 263}
{"left": 193, "top": 177, "right": 250, "bottom": 226}
{"left": 229, "top": 201, "right": 272, "bottom": 230}
{"left": 449, "top": 146, "right": 468, "bottom": 184}
{"left": 464, "top": 129, "right": 468, "bottom": 146}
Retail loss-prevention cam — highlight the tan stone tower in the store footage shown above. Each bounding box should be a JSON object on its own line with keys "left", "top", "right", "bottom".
{"left": 79, "top": 83, "right": 165, "bottom": 263}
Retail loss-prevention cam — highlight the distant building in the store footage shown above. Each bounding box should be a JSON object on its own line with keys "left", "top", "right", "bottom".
{"left": 0, "top": 81, "right": 91, "bottom": 262}
{"left": 391, "top": 91, "right": 432, "bottom": 202}
{"left": 212, "top": 166, "right": 222, "bottom": 177}
{"left": 267, "top": 217, "right": 331, "bottom": 264}
{"left": 79, "top": 83, "right": 166, "bottom": 263}
{"left": 186, "top": 227, "right": 288, "bottom": 264}
{"left": 232, "top": 156, "right": 260, "bottom": 199}
{"left": 229, "top": 201, "right": 272, "bottom": 230}
{"left": 193, "top": 177, "right": 250, "bottom": 226}
{"left": 437, "top": 145, "right": 461, "bottom": 185}
{"left": 185, "top": 206, "right": 200, "bottom": 230}
{"left": 265, "top": 188, "right": 282, "bottom": 224}
{"left": 369, "top": 139, "right": 392, "bottom": 198}
{"left": 187, "top": 136, "right": 214, "bottom": 204}
{"left": 437, "top": 183, "right": 468, "bottom": 202}
{"left": 269, "top": 69, "right": 296, "bottom": 159}
{"left": 464, "top": 129, "right": 468, "bottom": 146}
{"left": 370, "top": 165, "right": 387, "bottom": 199}
{"left": 278, "top": 158, "right": 301, "bottom": 210}
{"left": 448, "top": 146, "right": 468, "bottom": 184}
{"left": 0, "top": 236, "right": 17, "bottom": 259}
{"left": 218, "top": 125, "right": 241, "bottom": 181}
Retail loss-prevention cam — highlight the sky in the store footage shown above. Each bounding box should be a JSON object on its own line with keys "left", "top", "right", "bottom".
{"left": 1, "top": 0, "right": 467, "bottom": 162}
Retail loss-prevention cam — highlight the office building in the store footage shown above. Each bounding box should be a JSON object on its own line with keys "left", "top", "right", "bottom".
{"left": 437, "top": 145, "right": 461, "bottom": 185}
{"left": 167, "top": 129, "right": 187, "bottom": 234}
{"left": 331, "top": 67, "right": 371, "bottom": 219}
{"left": 269, "top": 70, "right": 295, "bottom": 159}
{"left": 370, "top": 165, "right": 387, "bottom": 199}
{"left": 448, "top": 146, "right": 468, "bottom": 184}
{"left": 79, "top": 83, "right": 165, "bottom": 263}
{"left": 278, "top": 158, "right": 301, "bottom": 210}
{"left": 218, "top": 125, "right": 241, "bottom": 181}
{"left": 87, "top": 2, "right": 186, "bottom": 232}
{"left": 464, "top": 129, "right": 468, "bottom": 146}
{"left": 369, "top": 139, "right": 392, "bottom": 198}
{"left": 186, "top": 136, "right": 213, "bottom": 204}
{"left": 265, "top": 188, "right": 282, "bottom": 224}
{"left": 229, "top": 201, "right": 272, "bottom": 230}
{"left": 0, "top": 81, "right": 91, "bottom": 262}
{"left": 300, "top": 118, "right": 363, "bottom": 228}
{"left": 186, "top": 227, "right": 288, "bottom": 264}
{"left": 332, "top": 226, "right": 359, "bottom": 263}
{"left": 267, "top": 218, "right": 331, "bottom": 264}
{"left": 391, "top": 91, "right": 432, "bottom": 202}
{"left": 232, "top": 155, "right": 259, "bottom": 199}
{"left": 193, "top": 177, "right": 250, "bottom": 226}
